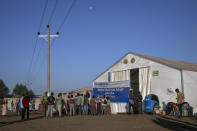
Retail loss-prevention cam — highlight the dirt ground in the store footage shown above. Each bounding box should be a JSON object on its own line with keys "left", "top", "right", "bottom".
{"left": 0, "top": 112, "right": 197, "bottom": 131}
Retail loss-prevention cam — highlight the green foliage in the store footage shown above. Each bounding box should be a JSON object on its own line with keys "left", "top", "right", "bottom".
{"left": 0, "top": 80, "right": 9, "bottom": 98}
{"left": 28, "top": 89, "right": 34, "bottom": 98}
{"left": 12, "top": 83, "right": 34, "bottom": 97}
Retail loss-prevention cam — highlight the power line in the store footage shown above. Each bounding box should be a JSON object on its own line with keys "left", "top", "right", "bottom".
{"left": 27, "top": 37, "right": 38, "bottom": 75}
{"left": 32, "top": 38, "right": 56, "bottom": 82}
{"left": 32, "top": 39, "right": 44, "bottom": 75}
{"left": 48, "top": 0, "right": 59, "bottom": 24}
{"left": 38, "top": 0, "right": 49, "bottom": 31}
{"left": 57, "top": 0, "right": 77, "bottom": 32}
{"left": 26, "top": 0, "right": 49, "bottom": 83}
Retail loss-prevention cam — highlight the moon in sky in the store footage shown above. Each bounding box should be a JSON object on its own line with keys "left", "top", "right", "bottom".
{"left": 89, "top": 6, "right": 93, "bottom": 10}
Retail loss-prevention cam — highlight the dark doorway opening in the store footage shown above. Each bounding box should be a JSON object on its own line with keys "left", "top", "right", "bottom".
{"left": 130, "top": 68, "right": 140, "bottom": 113}
{"left": 130, "top": 68, "right": 139, "bottom": 97}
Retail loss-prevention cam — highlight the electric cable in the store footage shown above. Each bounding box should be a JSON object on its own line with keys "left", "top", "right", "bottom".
{"left": 48, "top": 0, "right": 59, "bottom": 24}
{"left": 57, "top": 0, "right": 77, "bottom": 32}
{"left": 26, "top": 0, "right": 49, "bottom": 84}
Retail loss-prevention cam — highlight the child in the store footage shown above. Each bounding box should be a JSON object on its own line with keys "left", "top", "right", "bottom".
{"left": 154, "top": 101, "right": 161, "bottom": 115}
{"left": 16, "top": 100, "right": 21, "bottom": 116}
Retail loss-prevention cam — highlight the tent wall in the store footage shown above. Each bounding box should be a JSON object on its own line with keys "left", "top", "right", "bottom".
{"left": 94, "top": 53, "right": 196, "bottom": 113}
{"left": 183, "top": 71, "right": 197, "bottom": 114}
{"left": 150, "top": 63, "right": 182, "bottom": 106}
{"left": 94, "top": 53, "right": 154, "bottom": 82}
{"left": 111, "top": 70, "right": 130, "bottom": 81}
{"left": 139, "top": 67, "right": 151, "bottom": 100}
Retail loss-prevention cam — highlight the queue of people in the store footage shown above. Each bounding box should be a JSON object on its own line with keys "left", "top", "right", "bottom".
{"left": 40, "top": 92, "right": 112, "bottom": 118}
{"left": 0, "top": 88, "right": 191, "bottom": 120}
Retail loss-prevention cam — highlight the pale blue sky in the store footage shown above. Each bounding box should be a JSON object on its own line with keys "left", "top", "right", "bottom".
{"left": 0, "top": 0, "right": 197, "bottom": 94}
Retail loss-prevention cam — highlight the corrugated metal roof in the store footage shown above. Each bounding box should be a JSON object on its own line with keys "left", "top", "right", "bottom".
{"left": 93, "top": 52, "right": 197, "bottom": 81}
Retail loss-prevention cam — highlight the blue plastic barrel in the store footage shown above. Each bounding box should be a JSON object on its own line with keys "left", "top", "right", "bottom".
{"left": 144, "top": 94, "right": 158, "bottom": 113}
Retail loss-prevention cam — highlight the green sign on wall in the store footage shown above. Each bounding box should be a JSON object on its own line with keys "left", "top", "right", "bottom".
{"left": 153, "top": 71, "right": 159, "bottom": 76}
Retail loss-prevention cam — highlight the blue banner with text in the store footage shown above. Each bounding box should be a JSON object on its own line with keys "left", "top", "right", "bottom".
{"left": 92, "top": 81, "right": 130, "bottom": 103}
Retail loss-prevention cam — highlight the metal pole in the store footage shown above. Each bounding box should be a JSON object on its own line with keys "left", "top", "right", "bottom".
{"left": 47, "top": 25, "right": 50, "bottom": 93}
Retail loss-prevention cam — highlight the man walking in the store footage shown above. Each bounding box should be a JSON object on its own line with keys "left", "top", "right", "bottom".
{"left": 21, "top": 93, "right": 30, "bottom": 120}
{"left": 175, "top": 88, "right": 184, "bottom": 118}
{"left": 46, "top": 92, "right": 55, "bottom": 118}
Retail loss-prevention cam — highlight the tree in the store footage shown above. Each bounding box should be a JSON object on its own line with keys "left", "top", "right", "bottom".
{"left": 28, "top": 89, "right": 34, "bottom": 98}
{"left": 0, "top": 80, "right": 9, "bottom": 98}
{"left": 12, "top": 83, "right": 34, "bottom": 97}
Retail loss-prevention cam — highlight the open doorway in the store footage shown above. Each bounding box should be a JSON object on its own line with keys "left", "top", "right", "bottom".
{"left": 130, "top": 68, "right": 140, "bottom": 113}
{"left": 130, "top": 68, "right": 139, "bottom": 98}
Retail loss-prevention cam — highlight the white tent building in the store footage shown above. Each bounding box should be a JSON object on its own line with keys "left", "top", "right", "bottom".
{"left": 93, "top": 52, "right": 197, "bottom": 114}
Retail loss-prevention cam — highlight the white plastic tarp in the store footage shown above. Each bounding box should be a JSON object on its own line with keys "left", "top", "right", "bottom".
{"left": 183, "top": 71, "right": 197, "bottom": 114}
{"left": 139, "top": 67, "right": 151, "bottom": 100}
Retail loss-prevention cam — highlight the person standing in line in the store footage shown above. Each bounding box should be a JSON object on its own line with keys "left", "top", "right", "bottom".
{"left": 128, "top": 89, "right": 134, "bottom": 114}
{"left": 90, "top": 96, "right": 96, "bottom": 115}
{"left": 69, "top": 95, "right": 75, "bottom": 116}
{"left": 83, "top": 95, "right": 89, "bottom": 115}
{"left": 41, "top": 92, "right": 48, "bottom": 116}
{"left": 20, "top": 94, "right": 24, "bottom": 116}
{"left": 16, "top": 99, "right": 21, "bottom": 116}
{"left": 21, "top": 93, "right": 30, "bottom": 120}
{"left": 56, "top": 93, "right": 63, "bottom": 117}
{"left": 14, "top": 100, "right": 18, "bottom": 113}
{"left": 63, "top": 99, "right": 68, "bottom": 116}
{"left": 136, "top": 91, "right": 142, "bottom": 114}
{"left": 66, "top": 95, "right": 70, "bottom": 115}
{"left": 1, "top": 98, "right": 8, "bottom": 116}
{"left": 80, "top": 94, "right": 84, "bottom": 115}
{"left": 175, "top": 88, "right": 184, "bottom": 118}
{"left": 11, "top": 101, "right": 14, "bottom": 112}
{"left": 106, "top": 97, "right": 111, "bottom": 115}
{"left": 86, "top": 91, "right": 90, "bottom": 98}
{"left": 46, "top": 92, "right": 55, "bottom": 118}
{"left": 75, "top": 93, "right": 82, "bottom": 115}
{"left": 101, "top": 95, "right": 107, "bottom": 115}
{"left": 96, "top": 96, "right": 102, "bottom": 115}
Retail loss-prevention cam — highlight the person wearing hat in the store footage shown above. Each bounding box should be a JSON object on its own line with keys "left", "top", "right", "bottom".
{"left": 175, "top": 88, "right": 184, "bottom": 118}
{"left": 128, "top": 89, "right": 134, "bottom": 114}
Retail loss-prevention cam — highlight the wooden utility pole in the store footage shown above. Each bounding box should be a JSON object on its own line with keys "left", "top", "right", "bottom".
{"left": 47, "top": 25, "right": 50, "bottom": 93}
{"left": 38, "top": 25, "right": 59, "bottom": 94}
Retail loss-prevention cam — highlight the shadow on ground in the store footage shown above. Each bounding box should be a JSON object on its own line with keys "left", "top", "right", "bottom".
{"left": 0, "top": 116, "right": 43, "bottom": 127}
{"left": 153, "top": 116, "right": 197, "bottom": 131}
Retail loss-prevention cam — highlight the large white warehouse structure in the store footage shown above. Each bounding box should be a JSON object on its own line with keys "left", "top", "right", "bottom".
{"left": 93, "top": 52, "right": 197, "bottom": 114}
